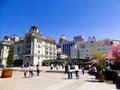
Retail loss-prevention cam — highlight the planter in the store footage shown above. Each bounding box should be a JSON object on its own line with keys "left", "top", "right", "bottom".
{"left": 1, "top": 69, "right": 13, "bottom": 78}
{"left": 95, "top": 72, "right": 105, "bottom": 82}
{"left": 98, "top": 76, "right": 105, "bottom": 82}
{"left": 95, "top": 72, "right": 100, "bottom": 79}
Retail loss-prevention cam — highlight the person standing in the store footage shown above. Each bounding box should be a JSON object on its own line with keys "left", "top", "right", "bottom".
{"left": 50, "top": 63, "right": 54, "bottom": 70}
{"left": 29, "top": 65, "right": 34, "bottom": 77}
{"left": 65, "top": 64, "right": 68, "bottom": 74}
{"left": 82, "top": 67, "right": 85, "bottom": 75}
{"left": 36, "top": 64, "right": 40, "bottom": 76}
{"left": 74, "top": 64, "right": 79, "bottom": 79}
{"left": 67, "top": 64, "right": 72, "bottom": 79}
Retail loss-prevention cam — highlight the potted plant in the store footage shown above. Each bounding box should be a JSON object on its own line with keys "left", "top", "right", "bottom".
{"left": 1, "top": 45, "right": 14, "bottom": 78}
{"left": 95, "top": 59, "right": 106, "bottom": 82}
{"left": 92, "top": 52, "right": 106, "bottom": 82}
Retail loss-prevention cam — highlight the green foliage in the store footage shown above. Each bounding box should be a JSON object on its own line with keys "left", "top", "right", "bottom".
{"left": 95, "top": 59, "right": 106, "bottom": 72}
{"left": 7, "top": 45, "right": 14, "bottom": 66}
{"left": 92, "top": 52, "right": 106, "bottom": 73}
{"left": 92, "top": 52, "right": 104, "bottom": 60}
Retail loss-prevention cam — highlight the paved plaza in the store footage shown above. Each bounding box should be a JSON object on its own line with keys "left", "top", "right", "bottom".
{"left": 0, "top": 67, "right": 118, "bottom": 90}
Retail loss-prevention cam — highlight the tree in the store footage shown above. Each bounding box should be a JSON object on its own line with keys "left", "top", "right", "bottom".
{"left": 112, "top": 43, "right": 120, "bottom": 62}
{"left": 92, "top": 52, "right": 104, "bottom": 60}
{"left": 7, "top": 45, "right": 14, "bottom": 66}
{"left": 111, "top": 43, "right": 120, "bottom": 69}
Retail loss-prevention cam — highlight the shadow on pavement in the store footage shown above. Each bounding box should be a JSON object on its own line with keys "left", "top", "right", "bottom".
{"left": 85, "top": 79, "right": 99, "bottom": 83}
{"left": 116, "top": 83, "right": 120, "bottom": 89}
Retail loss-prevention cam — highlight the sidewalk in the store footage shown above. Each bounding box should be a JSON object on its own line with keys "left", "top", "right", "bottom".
{"left": 0, "top": 66, "right": 118, "bottom": 90}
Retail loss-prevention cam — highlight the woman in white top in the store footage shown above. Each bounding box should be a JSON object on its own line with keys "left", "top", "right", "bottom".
{"left": 74, "top": 64, "right": 79, "bottom": 79}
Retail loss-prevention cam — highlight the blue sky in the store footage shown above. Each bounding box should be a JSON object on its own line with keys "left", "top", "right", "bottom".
{"left": 0, "top": 0, "right": 120, "bottom": 42}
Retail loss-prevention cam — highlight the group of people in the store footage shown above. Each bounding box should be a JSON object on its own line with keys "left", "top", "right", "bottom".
{"left": 23, "top": 64, "right": 40, "bottom": 78}
{"left": 65, "top": 63, "right": 85, "bottom": 79}
{"left": 50, "top": 63, "right": 65, "bottom": 70}
{"left": 23, "top": 63, "right": 85, "bottom": 79}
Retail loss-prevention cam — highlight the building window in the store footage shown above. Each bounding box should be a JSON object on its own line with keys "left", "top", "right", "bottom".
{"left": 38, "top": 50, "right": 40, "bottom": 53}
{"left": 45, "top": 48, "right": 48, "bottom": 50}
{"left": 26, "top": 36, "right": 31, "bottom": 43}
{"left": 53, "top": 53, "right": 55, "bottom": 55}
{"left": 38, "top": 45, "right": 40, "bottom": 48}
{"left": 45, "top": 51, "right": 48, "bottom": 54}
{"left": 91, "top": 41, "right": 94, "bottom": 43}
{"left": 7, "top": 46, "right": 9, "bottom": 49}
{"left": 50, "top": 52, "right": 52, "bottom": 55}
{"left": 38, "top": 56, "right": 40, "bottom": 59}
{"left": 98, "top": 48, "right": 100, "bottom": 51}
{"left": 37, "top": 39, "right": 41, "bottom": 43}
{"left": 97, "top": 44, "right": 100, "bottom": 46}
{"left": 17, "top": 46, "right": 20, "bottom": 53}
{"left": 50, "top": 48, "right": 52, "bottom": 51}
{"left": 77, "top": 50, "right": 80, "bottom": 58}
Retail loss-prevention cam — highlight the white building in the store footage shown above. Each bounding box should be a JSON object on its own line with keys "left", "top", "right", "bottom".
{"left": 14, "top": 26, "right": 57, "bottom": 66}
{"left": 71, "top": 36, "right": 120, "bottom": 59}
{"left": 0, "top": 36, "right": 16, "bottom": 66}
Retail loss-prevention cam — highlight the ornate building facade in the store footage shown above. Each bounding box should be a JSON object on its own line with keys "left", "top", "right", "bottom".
{"left": 14, "top": 26, "right": 57, "bottom": 66}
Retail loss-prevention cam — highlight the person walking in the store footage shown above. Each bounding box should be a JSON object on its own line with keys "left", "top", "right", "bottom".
{"left": 82, "top": 67, "right": 85, "bottom": 75}
{"left": 50, "top": 63, "right": 54, "bottom": 70}
{"left": 36, "top": 64, "right": 40, "bottom": 76}
{"left": 29, "top": 65, "right": 34, "bottom": 77}
{"left": 67, "top": 64, "right": 72, "bottom": 79}
{"left": 74, "top": 64, "right": 79, "bottom": 79}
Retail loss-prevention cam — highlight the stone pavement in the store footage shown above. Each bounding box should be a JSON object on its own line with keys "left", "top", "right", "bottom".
{"left": 0, "top": 66, "right": 118, "bottom": 90}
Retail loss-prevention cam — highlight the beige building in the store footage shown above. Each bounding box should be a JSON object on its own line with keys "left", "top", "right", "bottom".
{"left": 71, "top": 36, "right": 120, "bottom": 59}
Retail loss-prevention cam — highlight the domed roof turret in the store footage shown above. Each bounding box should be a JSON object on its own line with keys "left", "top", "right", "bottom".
{"left": 59, "top": 35, "right": 67, "bottom": 43}
{"left": 29, "top": 25, "right": 40, "bottom": 33}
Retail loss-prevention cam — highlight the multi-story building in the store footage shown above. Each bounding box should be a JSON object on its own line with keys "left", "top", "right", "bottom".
{"left": 14, "top": 26, "right": 57, "bottom": 66}
{"left": 0, "top": 26, "right": 58, "bottom": 66}
{"left": 57, "top": 35, "right": 75, "bottom": 59}
{"left": 1, "top": 26, "right": 120, "bottom": 66}
{"left": 0, "top": 36, "right": 16, "bottom": 66}
{"left": 71, "top": 36, "right": 120, "bottom": 59}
